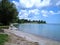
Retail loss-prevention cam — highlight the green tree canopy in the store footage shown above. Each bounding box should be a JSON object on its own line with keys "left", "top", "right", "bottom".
{"left": 0, "top": 0, "right": 18, "bottom": 25}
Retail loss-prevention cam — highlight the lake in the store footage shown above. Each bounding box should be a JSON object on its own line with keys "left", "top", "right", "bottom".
{"left": 16, "top": 23, "right": 60, "bottom": 42}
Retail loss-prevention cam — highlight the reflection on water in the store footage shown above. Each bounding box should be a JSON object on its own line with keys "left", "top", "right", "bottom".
{"left": 16, "top": 23, "right": 60, "bottom": 41}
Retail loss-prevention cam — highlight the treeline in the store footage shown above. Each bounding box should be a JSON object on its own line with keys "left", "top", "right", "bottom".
{"left": 18, "top": 19, "right": 46, "bottom": 24}
{"left": 0, "top": 0, "right": 18, "bottom": 25}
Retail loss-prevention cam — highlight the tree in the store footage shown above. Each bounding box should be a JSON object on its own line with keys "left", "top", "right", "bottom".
{"left": 0, "top": 0, "right": 18, "bottom": 25}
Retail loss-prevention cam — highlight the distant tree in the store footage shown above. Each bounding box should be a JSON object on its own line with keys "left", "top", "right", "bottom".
{"left": 0, "top": 0, "right": 18, "bottom": 25}
{"left": 17, "top": 19, "right": 46, "bottom": 24}
{"left": 38, "top": 20, "right": 40, "bottom": 23}
{"left": 40, "top": 20, "right": 43, "bottom": 23}
{"left": 43, "top": 21, "right": 46, "bottom": 23}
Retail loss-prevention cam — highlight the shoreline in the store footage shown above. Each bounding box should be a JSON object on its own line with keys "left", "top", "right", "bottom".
{"left": 4, "top": 29, "right": 60, "bottom": 45}
{"left": 16, "top": 30, "right": 60, "bottom": 43}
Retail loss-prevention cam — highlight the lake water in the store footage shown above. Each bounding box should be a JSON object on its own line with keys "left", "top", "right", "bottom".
{"left": 16, "top": 23, "right": 60, "bottom": 42}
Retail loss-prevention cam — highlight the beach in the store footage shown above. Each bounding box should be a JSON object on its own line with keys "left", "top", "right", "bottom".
{"left": 4, "top": 29, "right": 60, "bottom": 45}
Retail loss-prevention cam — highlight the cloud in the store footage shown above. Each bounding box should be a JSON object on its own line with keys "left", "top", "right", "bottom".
{"left": 49, "top": 11, "right": 60, "bottom": 14}
{"left": 12, "top": 0, "right": 60, "bottom": 9}
{"left": 29, "top": 9, "right": 40, "bottom": 15}
{"left": 20, "top": 0, "right": 34, "bottom": 8}
{"left": 12, "top": 0, "right": 51, "bottom": 8}
{"left": 41, "top": 10, "right": 60, "bottom": 17}
{"left": 18, "top": 9, "right": 60, "bottom": 20}
{"left": 56, "top": 1, "right": 60, "bottom": 6}
{"left": 18, "top": 9, "right": 40, "bottom": 19}
{"left": 50, "top": 0, "right": 60, "bottom": 6}
{"left": 12, "top": 0, "right": 60, "bottom": 20}
{"left": 12, "top": 1, "right": 19, "bottom": 8}
{"left": 41, "top": 10, "right": 49, "bottom": 17}
{"left": 49, "top": 11, "right": 55, "bottom": 14}
{"left": 18, "top": 10, "right": 29, "bottom": 19}
{"left": 21, "top": 0, "right": 51, "bottom": 8}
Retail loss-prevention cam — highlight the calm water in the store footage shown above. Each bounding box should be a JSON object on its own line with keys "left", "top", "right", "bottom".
{"left": 16, "top": 23, "right": 60, "bottom": 41}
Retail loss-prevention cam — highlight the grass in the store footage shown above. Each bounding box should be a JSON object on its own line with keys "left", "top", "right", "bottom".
{"left": 0, "top": 34, "right": 8, "bottom": 45}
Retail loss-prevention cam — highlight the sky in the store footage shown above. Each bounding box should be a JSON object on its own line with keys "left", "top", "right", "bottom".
{"left": 10, "top": 0, "right": 60, "bottom": 23}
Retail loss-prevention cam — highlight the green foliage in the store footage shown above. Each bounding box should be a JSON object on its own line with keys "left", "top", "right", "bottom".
{"left": 18, "top": 19, "right": 46, "bottom": 24}
{"left": 0, "top": 0, "right": 18, "bottom": 25}
{"left": 0, "top": 34, "right": 8, "bottom": 45}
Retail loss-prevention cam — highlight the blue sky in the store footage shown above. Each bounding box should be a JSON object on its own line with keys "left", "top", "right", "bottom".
{"left": 10, "top": 0, "right": 60, "bottom": 23}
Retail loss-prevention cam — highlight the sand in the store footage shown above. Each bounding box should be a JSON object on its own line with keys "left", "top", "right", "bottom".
{"left": 4, "top": 29, "right": 60, "bottom": 45}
